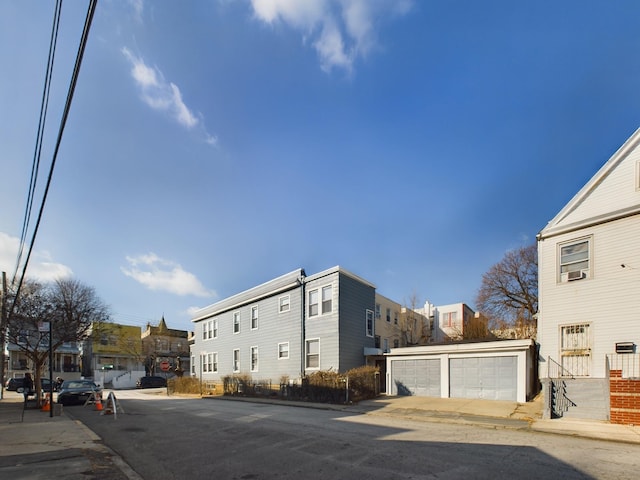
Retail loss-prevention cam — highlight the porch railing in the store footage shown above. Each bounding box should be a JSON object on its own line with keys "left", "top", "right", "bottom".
{"left": 607, "top": 353, "right": 640, "bottom": 378}
{"left": 547, "top": 356, "right": 574, "bottom": 379}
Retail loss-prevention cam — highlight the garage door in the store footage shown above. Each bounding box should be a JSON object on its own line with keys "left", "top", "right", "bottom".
{"left": 391, "top": 359, "right": 440, "bottom": 397}
{"left": 449, "top": 356, "right": 517, "bottom": 401}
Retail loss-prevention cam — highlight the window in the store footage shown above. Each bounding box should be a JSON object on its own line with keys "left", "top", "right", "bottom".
{"left": 233, "top": 349, "right": 240, "bottom": 372}
{"left": 394, "top": 311, "right": 398, "bottom": 325}
{"left": 374, "top": 335, "right": 381, "bottom": 348}
{"left": 393, "top": 339, "right": 399, "bottom": 348}
{"left": 203, "top": 352, "right": 217, "bottom": 373}
{"left": 561, "top": 324, "right": 591, "bottom": 351}
{"left": 201, "top": 353, "right": 209, "bottom": 372}
{"left": 250, "top": 346, "right": 259, "bottom": 372}
{"left": 306, "top": 339, "right": 319, "bottom": 369}
{"left": 191, "top": 356, "right": 195, "bottom": 375}
{"left": 233, "top": 312, "right": 240, "bottom": 334}
{"left": 375, "top": 303, "right": 381, "bottom": 319}
{"left": 442, "top": 312, "right": 457, "bottom": 328}
{"left": 278, "top": 342, "right": 289, "bottom": 359}
{"left": 386, "top": 308, "right": 391, "bottom": 323}
{"left": 383, "top": 338, "right": 389, "bottom": 352}
{"left": 309, "top": 289, "right": 319, "bottom": 317}
{"left": 309, "top": 285, "right": 332, "bottom": 317}
{"left": 279, "top": 295, "right": 290, "bottom": 313}
{"left": 211, "top": 352, "right": 218, "bottom": 373}
{"left": 251, "top": 306, "right": 259, "bottom": 329}
{"left": 366, "top": 309, "right": 374, "bottom": 337}
{"left": 321, "top": 285, "right": 332, "bottom": 314}
{"left": 204, "top": 320, "right": 216, "bottom": 340}
{"left": 559, "top": 238, "right": 590, "bottom": 282}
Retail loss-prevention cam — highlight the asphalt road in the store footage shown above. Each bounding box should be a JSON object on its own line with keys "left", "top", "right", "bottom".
{"left": 67, "top": 390, "right": 640, "bottom": 480}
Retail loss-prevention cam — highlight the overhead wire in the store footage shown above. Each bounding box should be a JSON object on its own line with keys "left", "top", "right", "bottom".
{"left": 9, "top": 0, "right": 99, "bottom": 321}
{"left": 12, "top": 0, "right": 63, "bottom": 286}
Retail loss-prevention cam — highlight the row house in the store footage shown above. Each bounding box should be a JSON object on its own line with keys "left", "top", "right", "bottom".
{"left": 141, "top": 316, "right": 190, "bottom": 376}
{"left": 4, "top": 336, "right": 82, "bottom": 384}
{"left": 81, "top": 322, "right": 144, "bottom": 388}
{"left": 538, "top": 127, "right": 640, "bottom": 421}
{"left": 190, "top": 266, "right": 380, "bottom": 385}
{"left": 422, "top": 302, "right": 477, "bottom": 342}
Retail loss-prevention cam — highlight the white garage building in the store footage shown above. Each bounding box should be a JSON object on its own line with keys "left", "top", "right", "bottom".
{"left": 386, "top": 339, "right": 537, "bottom": 403}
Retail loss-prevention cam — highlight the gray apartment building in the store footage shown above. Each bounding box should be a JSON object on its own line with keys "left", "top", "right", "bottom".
{"left": 190, "top": 266, "right": 377, "bottom": 384}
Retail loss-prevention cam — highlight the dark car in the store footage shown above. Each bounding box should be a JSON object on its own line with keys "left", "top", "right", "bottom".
{"left": 56, "top": 380, "right": 102, "bottom": 406}
{"left": 6, "top": 377, "right": 55, "bottom": 392}
{"left": 136, "top": 376, "right": 167, "bottom": 388}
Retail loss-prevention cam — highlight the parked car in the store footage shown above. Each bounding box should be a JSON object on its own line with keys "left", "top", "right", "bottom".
{"left": 5, "top": 377, "right": 55, "bottom": 392}
{"left": 136, "top": 376, "right": 167, "bottom": 388}
{"left": 56, "top": 380, "right": 102, "bottom": 406}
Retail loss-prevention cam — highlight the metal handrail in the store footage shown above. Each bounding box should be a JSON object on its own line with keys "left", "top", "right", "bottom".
{"left": 547, "top": 356, "right": 574, "bottom": 379}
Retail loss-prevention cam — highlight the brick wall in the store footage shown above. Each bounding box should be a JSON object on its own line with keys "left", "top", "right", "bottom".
{"left": 609, "top": 369, "right": 640, "bottom": 425}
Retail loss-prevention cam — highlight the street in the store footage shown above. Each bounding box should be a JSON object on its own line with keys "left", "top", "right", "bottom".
{"left": 67, "top": 390, "right": 640, "bottom": 479}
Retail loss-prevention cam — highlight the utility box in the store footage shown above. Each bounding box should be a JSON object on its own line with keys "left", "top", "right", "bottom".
{"left": 615, "top": 342, "right": 636, "bottom": 354}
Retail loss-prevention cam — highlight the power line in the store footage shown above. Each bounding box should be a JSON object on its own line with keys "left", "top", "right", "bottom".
{"left": 9, "top": 0, "right": 98, "bottom": 320}
{"left": 13, "top": 0, "right": 63, "bottom": 286}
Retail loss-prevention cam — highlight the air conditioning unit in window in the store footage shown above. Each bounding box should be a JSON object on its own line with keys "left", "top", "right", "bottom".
{"left": 567, "top": 270, "right": 586, "bottom": 281}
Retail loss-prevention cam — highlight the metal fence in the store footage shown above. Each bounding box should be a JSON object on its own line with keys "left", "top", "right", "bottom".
{"left": 607, "top": 353, "right": 640, "bottom": 379}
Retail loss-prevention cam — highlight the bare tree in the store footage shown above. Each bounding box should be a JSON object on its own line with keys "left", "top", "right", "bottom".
{"left": 6, "top": 278, "right": 110, "bottom": 404}
{"left": 475, "top": 244, "right": 538, "bottom": 339}
{"left": 462, "top": 313, "right": 492, "bottom": 341}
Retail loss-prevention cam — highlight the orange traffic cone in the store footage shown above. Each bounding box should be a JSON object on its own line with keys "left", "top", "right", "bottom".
{"left": 95, "top": 394, "right": 103, "bottom": 411}
{"left": 41, "top": 393, "right": 51, "bottom": 412}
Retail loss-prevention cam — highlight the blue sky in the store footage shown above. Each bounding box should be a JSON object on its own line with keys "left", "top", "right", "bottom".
{"left": 2, "top": 1, "right": 640, "bottom": 333}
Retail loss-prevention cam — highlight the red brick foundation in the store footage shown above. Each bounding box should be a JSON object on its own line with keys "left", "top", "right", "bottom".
{"left": 609, "top": 369, "right": 640, "bottom": 426}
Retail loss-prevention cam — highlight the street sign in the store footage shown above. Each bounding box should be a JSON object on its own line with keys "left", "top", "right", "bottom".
{"left": 160, "top": 361, "right": 170, "bottom": 372}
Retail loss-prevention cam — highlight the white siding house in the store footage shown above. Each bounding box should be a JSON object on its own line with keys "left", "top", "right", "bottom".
{"left": 537, "top": 128, "right": 640, "bottom": 381}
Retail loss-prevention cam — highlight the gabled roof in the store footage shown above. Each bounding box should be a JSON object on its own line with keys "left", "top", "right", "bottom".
{"left": 538, "top": 127, "right": 640, "bottom": 240}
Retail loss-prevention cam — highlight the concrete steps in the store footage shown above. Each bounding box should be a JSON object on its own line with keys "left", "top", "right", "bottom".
{"left": 562, "top": 378, "right": 609, "bottom": 421}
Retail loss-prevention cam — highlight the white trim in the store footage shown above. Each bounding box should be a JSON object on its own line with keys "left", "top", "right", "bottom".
{"left": 233, "top": 311, "right": 241, "bottom": 334}
{"left": 538, "top": 128, "right": 640, "bottom": 240}
{"left": 557, "top": 235, "right": 592, "bottom": 283}
{"left": 250, "top": 346, "right": 259, "bottom": 372}
{"left": 251, "top": 305, "right": 259, "bottom": 330}
{"left": 278, "top": 342, "right": 289, "bottom": 360}
{"left": 279, "top": 295, "right": 290, "bottom": 313}
{"left": 232, "top": 348, "right": 240, "bottom": 372}
{"left": 305, "top": 338, "right": 320, "bottom": 370}
{"left": 365, "top": 309, "right": 374, "bottom": 337}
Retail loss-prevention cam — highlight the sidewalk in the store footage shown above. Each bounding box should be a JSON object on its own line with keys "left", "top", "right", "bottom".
{"left": 209, "top": 393, "right": 640, "bottom": 445}
{"left": 0, "top": 390, "right": 139, "bottom": 480}
{"left": 350, "top": 395, "right": 640, "bottom": 445}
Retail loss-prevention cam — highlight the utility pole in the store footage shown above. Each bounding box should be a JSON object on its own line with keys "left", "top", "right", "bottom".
{"left": 1, "top": 272, "right": 7, "bottom": 400}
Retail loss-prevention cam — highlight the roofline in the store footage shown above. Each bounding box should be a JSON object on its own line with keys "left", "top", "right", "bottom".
{"left": 191, "top": 268, "right": 304, "bottom": 322}
{"left": 538, "top": 127, "right": 640, "bottom": 238}
{"left": 387, "top": 338, "right": 534, "bottom": 356}
{"left": 305, "top": 265, "right": 376, "bottom": 289}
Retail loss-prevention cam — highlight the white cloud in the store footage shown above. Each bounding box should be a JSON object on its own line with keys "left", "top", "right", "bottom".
{"left": 121, "top": 253, "right": 216, "bottom": 298}
{"left": 128, "top": 0, "right": 144, "bottom": 23}
{"left": 250, "top": 0, "right": 413, "bottom": 73}
{"left": 122, "top": 47, "right": 216, "bottom": 142}
{"left": 0, "top": 232, "right": 73, "bottom": 283}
